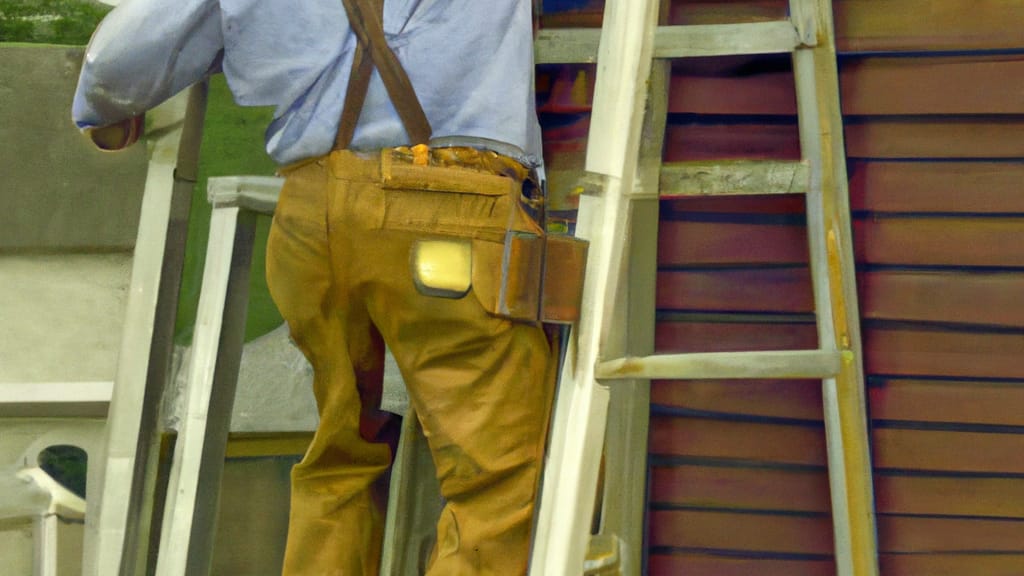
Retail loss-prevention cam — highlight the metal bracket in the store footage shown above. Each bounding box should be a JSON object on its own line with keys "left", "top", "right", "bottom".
{"left": 206, "top": 176, "right": 284, "bottom": 215}
{"left": 789, "top": 0, "right": 820, "bottom": 47}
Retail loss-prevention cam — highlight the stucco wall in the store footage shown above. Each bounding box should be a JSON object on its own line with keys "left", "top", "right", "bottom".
{"left": 0, "top": 253, "right": 131, "bottom": 383}
{"left": 0, "top": 45, "right": 147, "bottom": 251}
{"left": 0, "top": 45, "right": 145, "bottom": 573}
{"left": 0, "top": 45, "right": 145, "bottom": 384}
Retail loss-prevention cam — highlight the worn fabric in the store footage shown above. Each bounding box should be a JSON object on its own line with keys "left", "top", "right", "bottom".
{"left": 266, "top": 149, "right": 555, "bottom": 575}
{"left": 72, "top": 0, "right": 542, "bottom": 166}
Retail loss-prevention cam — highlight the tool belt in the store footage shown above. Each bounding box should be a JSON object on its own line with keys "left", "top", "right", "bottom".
{"left": 335, "top": 0, "right": 587, "bottom": 324}
{"left": 370, "top": 146, "right": 586, "bottom": 325}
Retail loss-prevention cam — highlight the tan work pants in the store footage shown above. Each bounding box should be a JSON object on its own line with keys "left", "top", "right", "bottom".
{"left": 267, "top": 149, "right": 555, "bottom": 575}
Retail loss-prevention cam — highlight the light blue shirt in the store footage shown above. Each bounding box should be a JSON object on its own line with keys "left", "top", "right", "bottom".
{"left": 72, "top": 0, "right": 543, "bottom": 166}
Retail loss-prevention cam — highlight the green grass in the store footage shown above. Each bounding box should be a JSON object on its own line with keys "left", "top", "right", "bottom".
{"left": 0, "top": 0, "right": 110, "bottom": 44}
{"left": 175, "top": 75, "right": 284, "bottom": 344}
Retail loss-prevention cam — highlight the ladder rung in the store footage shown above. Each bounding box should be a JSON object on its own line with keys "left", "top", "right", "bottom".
{"left": 655, "top": 21, "right": 808, "bottom": 58}
{"left": 660, "top": 160, "right": 810, "bottom": 197}
{"left": 596, "top": 350, "right": 843, "bottom": 381}
{"left": 536, "top": 20, "right": 810, "bottom": 64}
{"left": 535, "top": 28, "right": 602, "bottom": 64}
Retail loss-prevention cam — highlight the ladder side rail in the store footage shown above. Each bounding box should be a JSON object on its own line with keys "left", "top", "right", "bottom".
{"left": 35, "top": 502, "right": 60, "bottom": 576}
{"left": 793, "top": 34, "right": 856, "bottom": 576}
{"left": 153, "top": 203, "right": 257, "bottom": 576}
{"left": 790, "top": 0, "right": 879, "bottom": 574}
{"left": 597, "top": 19, "right": 671, "bottom": 566}
{"left": 596, "top": 197, "right": 659, "bottom": 576}
{"left": 83, "top": 83, "right": 208, "bottom": 576}
{"left": 529, "top": 0, "right": 660, "bottom": 573}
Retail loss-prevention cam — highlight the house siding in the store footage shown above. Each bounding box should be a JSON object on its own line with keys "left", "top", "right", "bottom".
{"left": 538, "top": 0, "right": 1024, "bottom": 573}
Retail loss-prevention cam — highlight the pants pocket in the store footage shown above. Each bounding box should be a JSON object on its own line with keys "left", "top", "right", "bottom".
{"left": 381, "top": 187, "right": 511, "bottom": 239}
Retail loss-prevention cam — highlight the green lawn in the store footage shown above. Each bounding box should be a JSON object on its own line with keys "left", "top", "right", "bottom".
{"left": 176, "top": 75, "right": 284, "bottom": 344}
{"left": 0, "top": 0, "right": 110, "bottom": 44}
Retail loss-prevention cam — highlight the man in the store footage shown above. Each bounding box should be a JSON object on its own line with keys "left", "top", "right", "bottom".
{"left": 73, "top": 1, "right": 555, "bottom": 574}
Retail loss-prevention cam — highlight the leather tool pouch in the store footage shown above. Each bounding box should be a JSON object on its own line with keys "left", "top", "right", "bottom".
{"left": 390, "top": 155, "right": 587, "bottom": 324}
{"left": 462, "top": 231, "right": 588, "bottom": 325}
{"left": 540, "top": 234, "right": 589, "bottom": 324}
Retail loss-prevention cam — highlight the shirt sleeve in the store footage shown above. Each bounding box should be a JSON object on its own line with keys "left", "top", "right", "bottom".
{"left": 72, "top": 0, "right": 223, "bottom": 129}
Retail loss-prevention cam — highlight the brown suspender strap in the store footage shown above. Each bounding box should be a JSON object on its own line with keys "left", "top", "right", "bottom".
{"left": 335, "top": 0, "right": 433, "bottom": 149}
{"left": 334, "top": 26, "right": 375, "bottom": 150}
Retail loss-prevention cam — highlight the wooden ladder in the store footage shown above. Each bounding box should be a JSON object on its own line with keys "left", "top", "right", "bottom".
{"left": 528, "top": 0, "right": 880, "bottom": 574}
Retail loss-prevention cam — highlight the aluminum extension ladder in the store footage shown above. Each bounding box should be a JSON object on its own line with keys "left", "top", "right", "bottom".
{"left": 529, "top": 0, "right": 879, "bottom": 575}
